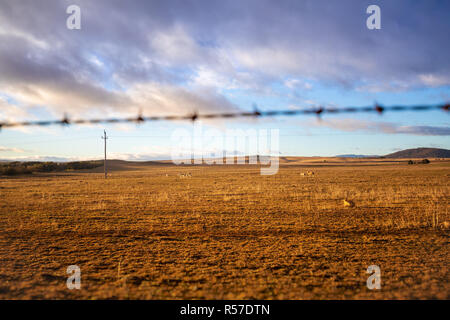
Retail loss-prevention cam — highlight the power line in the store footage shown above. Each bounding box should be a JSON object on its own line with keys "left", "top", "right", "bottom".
{"left": 0, "top": 103, "right": 448, "bottom": 130}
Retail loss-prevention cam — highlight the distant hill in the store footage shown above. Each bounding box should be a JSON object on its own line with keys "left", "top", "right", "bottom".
{"left": 384, "top": 148, "right": 450, "bottom": 158}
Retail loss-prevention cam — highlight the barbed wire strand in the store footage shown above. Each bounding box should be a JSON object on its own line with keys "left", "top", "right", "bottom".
{"left": 0, "top": 103, "right": 448, "bottom": 130}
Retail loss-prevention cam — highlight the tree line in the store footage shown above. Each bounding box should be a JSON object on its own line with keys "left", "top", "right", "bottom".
{"left": 0, "top": 161, "right": 103, "bottom": 175}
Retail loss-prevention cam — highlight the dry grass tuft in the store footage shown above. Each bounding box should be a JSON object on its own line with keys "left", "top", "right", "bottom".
{"left": 343, "top": 199, "right": 355, "bottom": 208}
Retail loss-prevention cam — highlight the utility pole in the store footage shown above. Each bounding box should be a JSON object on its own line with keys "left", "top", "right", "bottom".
{"left": 101, "top": 129, "right": 108, "bottom": 179}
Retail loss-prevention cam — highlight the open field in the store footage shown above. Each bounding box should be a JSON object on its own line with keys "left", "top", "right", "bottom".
{"left": 0, "top": 158, "right": 449, "bottom": 299}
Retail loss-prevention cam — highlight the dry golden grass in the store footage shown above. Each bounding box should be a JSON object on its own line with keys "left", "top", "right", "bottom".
{"left": 0, "top": 159, "right": 448, "bottom": 299}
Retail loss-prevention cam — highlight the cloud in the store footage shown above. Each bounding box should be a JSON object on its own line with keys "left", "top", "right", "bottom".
{"left": 0, "top": 155, "right": 91, "bottom": 162}
{"left": 0, "top": 148, "right": 173, "bottom": 162}
{"left": 109, "top": 149, "right": 172, "bottom": 161}
{"left": 393, "top": 126, "right": 450, "bottom": 136}
{"left": 284, "top": 79, "right": 313, "bottom": 90}
{"left": 311, "top": 118, "right": 450, "bottom": 136}
{"left": 418, "top": 74, "right": 450, "bottom": 87}
{"left": 0, "top": 96, "right": 31, "bottom": 121}
{"left": 128, "top": 83, "right": 239, "bottom": 115}
{"left": 0, "top": 0, "right": 449, "bottom": 125}
{"left": 0, "top": 146, "right": 25, "bottom": 153}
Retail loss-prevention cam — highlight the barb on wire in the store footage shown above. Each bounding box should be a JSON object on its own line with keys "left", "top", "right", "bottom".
{"left": 0, "top": 103, "right": 448, "bottom": 130}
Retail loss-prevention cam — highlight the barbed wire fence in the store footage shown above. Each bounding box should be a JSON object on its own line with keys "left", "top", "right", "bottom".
{"left": 0, "top": 103, "right": 448, "bottom": 130}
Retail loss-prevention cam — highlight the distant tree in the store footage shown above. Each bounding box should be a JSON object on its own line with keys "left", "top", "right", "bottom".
{"left": 408, "top": 160, "right": 414, "bottom": 165}
{"left": 421, "top": 159, "right": 430, "bottom": 164}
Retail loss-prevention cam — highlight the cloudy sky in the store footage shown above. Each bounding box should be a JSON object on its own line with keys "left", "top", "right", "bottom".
{"left": 0, "top": 0, "right": 449, "bottom": 160}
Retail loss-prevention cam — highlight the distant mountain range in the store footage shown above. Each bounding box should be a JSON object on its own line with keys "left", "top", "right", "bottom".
{"left": 335, "top": 154, "right": 379, "bottom": 158}
{"left": 384, "top": 148, "right": 450, "bottom": 158}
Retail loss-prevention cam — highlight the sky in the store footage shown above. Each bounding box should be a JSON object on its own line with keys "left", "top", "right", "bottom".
{"left": 0, "top": 0, "right": 449, "bottom": 161}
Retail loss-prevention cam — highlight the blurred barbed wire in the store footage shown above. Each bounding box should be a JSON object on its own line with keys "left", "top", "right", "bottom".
{"left": 0, "top": 103, "right": 448, "bottom": 130}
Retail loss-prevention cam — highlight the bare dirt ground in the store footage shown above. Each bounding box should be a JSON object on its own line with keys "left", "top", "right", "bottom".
{"left": 0, "top": 159, "right": 448, "bottom": 299}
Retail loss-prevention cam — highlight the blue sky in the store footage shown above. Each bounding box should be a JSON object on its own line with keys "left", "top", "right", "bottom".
{"left": 0, "top": 0, "right": 449, "bottom": 160}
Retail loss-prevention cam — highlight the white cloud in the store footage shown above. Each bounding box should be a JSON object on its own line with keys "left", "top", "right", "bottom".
{"left": 309, "top": 118, "right": 450, "bottom": 136}
{"left": 284, "top": 78, "right": 313, "bottom": 90}
{"left": 0, "top": 146, "right": 25, "bottom": 153}
{"left": 0, "top": 155, "right": 96, "bottom": 162}
{"left": 0, "top": 96, "right": 30, "bottom": 121}
{"left": 419, "top": 74, "right": 450, "bottom": 87}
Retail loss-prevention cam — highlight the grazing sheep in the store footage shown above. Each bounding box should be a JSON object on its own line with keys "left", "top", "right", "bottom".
{"left": 178, "top": 172, "right": 192, "bottom": 178}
